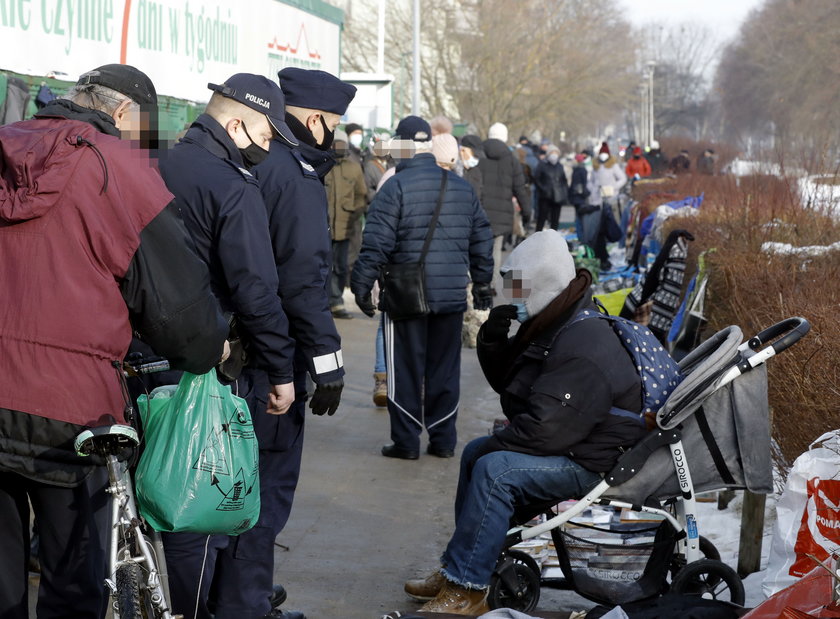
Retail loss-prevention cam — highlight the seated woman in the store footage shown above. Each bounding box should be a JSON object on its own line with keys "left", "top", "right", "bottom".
{"left": 406, "top": 230, "right": 648, "bottom": 614}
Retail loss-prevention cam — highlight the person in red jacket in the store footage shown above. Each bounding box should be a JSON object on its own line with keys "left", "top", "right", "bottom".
{"left": 0, "top": 64, "right": 228, "bottom": 618}
{"left": 625, "top": 145, "right": 652, "bottom": 178}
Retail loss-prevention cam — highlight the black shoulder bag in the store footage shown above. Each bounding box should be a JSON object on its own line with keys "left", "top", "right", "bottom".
{"left": 378, "top": 172, "right": 448, "bottom": 321}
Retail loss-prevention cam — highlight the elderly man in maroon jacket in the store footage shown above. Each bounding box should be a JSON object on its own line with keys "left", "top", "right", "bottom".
{"left": 0, "top": 64, "right": 227, "bottom": 619}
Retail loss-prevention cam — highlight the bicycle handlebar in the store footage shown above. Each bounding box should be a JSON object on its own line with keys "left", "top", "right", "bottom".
{"left": 124, "top": 353, "right": 171, "bottom": 376}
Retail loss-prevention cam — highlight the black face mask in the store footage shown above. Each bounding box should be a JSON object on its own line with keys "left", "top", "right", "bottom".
{"left": 238, "top": 122, "right": 269, "bottom": 169}
{"left": 316, "top": 115, "right": 334, "bottom": 151}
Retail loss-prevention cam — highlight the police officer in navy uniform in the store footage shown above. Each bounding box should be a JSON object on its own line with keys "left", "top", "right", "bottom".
{"left": 157, "top": 73, "right": 298, "bottom": 619}
{"left": 234, "top": 67, "right": 355, "bottom": 619}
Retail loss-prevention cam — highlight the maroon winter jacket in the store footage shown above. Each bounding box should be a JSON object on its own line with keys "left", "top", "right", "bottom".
{"left": 0, "top": 116, "right": 195, "bottom": 426}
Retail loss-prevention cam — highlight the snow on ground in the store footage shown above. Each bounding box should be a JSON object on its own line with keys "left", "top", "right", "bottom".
{"left": 799, "top": 174, "right": 840, "bottom": 216}
{"left": 695, "top": 490, "right": 778, "bottom": 608}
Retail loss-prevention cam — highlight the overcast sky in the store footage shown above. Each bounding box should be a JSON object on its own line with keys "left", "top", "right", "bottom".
{"left": 619, "top": 0, "right": 766, "bottom": 45}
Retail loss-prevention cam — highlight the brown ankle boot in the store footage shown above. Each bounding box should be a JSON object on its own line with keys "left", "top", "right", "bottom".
{"left": 404, "top": 570, "right": 446, "bottom": 601}
{"left": 418, "top": 580, "right": 489, "bottom": 615}
{"left": 373, "top": 372, "right": 387, "bottom": 407}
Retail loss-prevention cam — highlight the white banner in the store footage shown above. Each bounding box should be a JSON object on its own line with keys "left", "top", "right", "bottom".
{"left": 0, "top": 0, "right": 342, "bottom": 101}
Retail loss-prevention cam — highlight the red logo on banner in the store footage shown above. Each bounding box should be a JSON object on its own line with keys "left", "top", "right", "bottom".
{"left": 791, "top": 478, "right": 840, "bottom": 576}
{"left": 267, "top": 23, "right": 321, "bottom": 59}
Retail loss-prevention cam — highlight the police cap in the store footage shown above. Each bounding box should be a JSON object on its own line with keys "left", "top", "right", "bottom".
{"left": 208, "top": 73, "right": 297, "bottom": 146}
{"left": 277, "top": 68, "right": 357, "bottom": 116}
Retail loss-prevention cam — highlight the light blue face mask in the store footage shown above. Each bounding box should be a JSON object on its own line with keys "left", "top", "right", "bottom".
{"left": 512, "top": 301, "right": 530, "bottom": 322}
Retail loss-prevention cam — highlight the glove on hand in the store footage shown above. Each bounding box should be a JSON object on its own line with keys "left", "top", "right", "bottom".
{"left": 355, "top": 293, "right": 376, "bottom": 317}
{"left": 481, "top": 304, "right": 518, "bottom": 342}
{"left": 472, "top": 282, "right": 493, "bottom": 311}
{"left": 309, "top": 378, "right": 344, "bottom": 416}
{"left": 216, "top": 338, "right": 246, "bottom": 381}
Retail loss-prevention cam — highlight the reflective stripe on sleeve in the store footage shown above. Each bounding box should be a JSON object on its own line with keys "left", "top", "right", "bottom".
{"left": 313, "top": 351, "right": 344, "bottom": 375}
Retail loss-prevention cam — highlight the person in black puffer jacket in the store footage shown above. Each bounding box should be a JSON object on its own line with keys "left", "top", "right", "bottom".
{"left": 480, "top": 122, "right": 532, "bottom": 294}
{"left": 405, "top": 230, "right": 646, "bottom": 614}
{"left": 533, "top": 144, "right": 570, "bottom": 232}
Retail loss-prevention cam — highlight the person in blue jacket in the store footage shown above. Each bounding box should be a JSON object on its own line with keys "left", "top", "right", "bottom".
{"left": 243, "top": 67, "right": 356, "bottom": 618}
{"left": 351, "top": 115, "right": 494, "bottom": 461}
{"left": 157, "top": 73, "right": 297, "bottom": 619}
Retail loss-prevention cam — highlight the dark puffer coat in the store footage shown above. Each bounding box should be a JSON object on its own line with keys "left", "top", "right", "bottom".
{"left": 534, "top": 160, "right": 569, "bottom": 206}
{"left": 479, "top": 139, "right": 532, "bottom": 236}
{"left": 477, "top": 295, "right": 646, "bottom": 473}
{"left": 350, "top": 153, "right": 493, "bottom": 314}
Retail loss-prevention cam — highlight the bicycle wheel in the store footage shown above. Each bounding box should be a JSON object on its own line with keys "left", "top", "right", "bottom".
{"left": 116, "top": 560, "right": 145, "bottom": 619}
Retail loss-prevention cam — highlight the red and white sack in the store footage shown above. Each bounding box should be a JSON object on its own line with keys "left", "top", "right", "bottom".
{"left": 763, "top": 430, "right": 840, "bottom": 597}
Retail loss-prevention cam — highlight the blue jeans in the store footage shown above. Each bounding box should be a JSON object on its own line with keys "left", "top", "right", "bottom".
{"left": 578, "top": 208, "right": 602, "bottom": 248}
{"left": 374, "top": 314, "right": 386, "bottom": 374}
{"left": 440, "top": 436, "right": 601, "bottom": 589}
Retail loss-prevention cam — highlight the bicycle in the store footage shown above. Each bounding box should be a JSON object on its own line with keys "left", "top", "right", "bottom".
{"left": 74, "top": 356, "right": 182, "bottom": 619}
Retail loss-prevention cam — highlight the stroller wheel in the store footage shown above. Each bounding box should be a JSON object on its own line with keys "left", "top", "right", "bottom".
{"left": 488, "top": 549, "right": 541, "bottom": 612}
{"left": 670, "top": 558, "right": 745, "bottom": 606}
{"left": 670, "top": 535, "right": 721, "bottom": 582}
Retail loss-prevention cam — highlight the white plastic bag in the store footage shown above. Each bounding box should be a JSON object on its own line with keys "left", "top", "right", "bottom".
{"left": 763, "top": 430, "right": 840, "bottom": 597}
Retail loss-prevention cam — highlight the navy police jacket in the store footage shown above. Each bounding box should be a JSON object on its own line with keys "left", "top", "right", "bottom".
{"left": 254, "top": 138, "right": 345, "bottom": 385}
{"left": 158, "top": 114, "right": 294, "bottom": 384}
{"left": 351, "top": 153, "right": 494, "bottom": 313}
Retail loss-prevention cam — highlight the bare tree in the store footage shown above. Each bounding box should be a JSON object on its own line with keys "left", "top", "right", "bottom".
{"left": 715, "top": 0, "right": 840, "bottom": 165}
{"left": 634, "top": 22, "right": 721, "bottom": 138}
{"left": 338, "top": 0, "right": 637, "bottom": 139}
{"left": 447, "top": 0, "right": 639, "bottom": 139}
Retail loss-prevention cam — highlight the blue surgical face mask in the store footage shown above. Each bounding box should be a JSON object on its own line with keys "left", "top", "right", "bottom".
{"left": 512, "top": 301, "right": 530, "bottom": 322}
{"left": 464, "top": 156, "right": 480, "bottom": 169}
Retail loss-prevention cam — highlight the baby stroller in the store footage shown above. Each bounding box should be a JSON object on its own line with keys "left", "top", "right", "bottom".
{"left": 487, "top": 317, "right": 811, "bottom": 612}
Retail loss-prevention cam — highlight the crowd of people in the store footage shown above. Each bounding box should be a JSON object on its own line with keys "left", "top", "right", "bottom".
{"left": 1, "top": 62, "right": 695, "bottom": 618}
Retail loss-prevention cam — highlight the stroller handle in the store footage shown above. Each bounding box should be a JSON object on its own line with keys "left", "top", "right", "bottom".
{"left": 748, "top": 317, "right": 810, "bottom": 355}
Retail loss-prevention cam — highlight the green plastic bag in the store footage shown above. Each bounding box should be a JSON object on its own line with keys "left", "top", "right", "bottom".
{"left": 135, "top": 369, "right": 260, "bottom": 535}
{"left": 574, "top": 245, "right": 600, "bottom": 283}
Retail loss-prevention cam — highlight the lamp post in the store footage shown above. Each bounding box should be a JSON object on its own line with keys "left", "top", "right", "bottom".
{"left": 376, "top": 0, "right": 385, "bottom": 74}
{"left": 639, "top": 82, "right": 648, "bottom": 147}
{"left": 647, "top": 60, "right": 656, "bottom": 148}
{"left": 412, "top": 0, "right": 420, "bottom": 115}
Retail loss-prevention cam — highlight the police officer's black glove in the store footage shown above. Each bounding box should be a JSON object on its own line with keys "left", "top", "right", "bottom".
{"left": 481, "top": 304, "right": 518, "bottom": 342}
{"left": 309, "top": 378, "right": 344, "bottom": 416}
{"left": 355, "top": 293, "right": 376, "bottom": 317}
{"left": 472, "top": 282, "right": 493, "bottom": 311}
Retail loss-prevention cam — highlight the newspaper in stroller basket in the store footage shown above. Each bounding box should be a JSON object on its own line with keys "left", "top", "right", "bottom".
{"left": 487, "top": 317, "right": 810, "bottom": 612}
